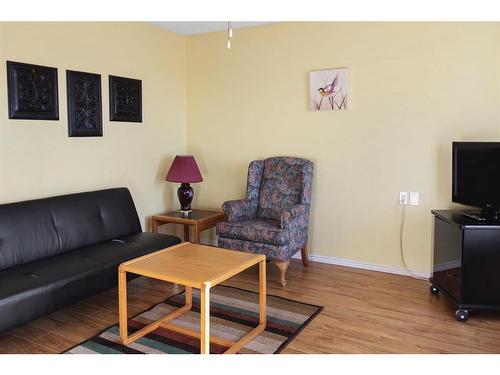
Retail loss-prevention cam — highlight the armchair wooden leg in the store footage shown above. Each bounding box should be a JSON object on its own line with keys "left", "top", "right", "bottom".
{"left": 301, "top": 246, "right": 309, "bottom": 267}
{"left": 274, "top": 259, "right": 290, "bottom": 287}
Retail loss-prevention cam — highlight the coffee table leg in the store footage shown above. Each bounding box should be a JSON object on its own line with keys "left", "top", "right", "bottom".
{"left": 200, "top": 283, "right": 210, "bottom": 354}
{"left": 118, "top": 268, "right": 128, "bottom": 343}
{"left": 223, "top": 259, "right": 267, "bottom": 354}
{"left": 184, "top": 224, "right": 190, "bottom": 242}
{"left": 259, "top": 260, "right": 266, "bottom": 325}
{"left": 185, "top": 286, "right": 192, "bottom": 308}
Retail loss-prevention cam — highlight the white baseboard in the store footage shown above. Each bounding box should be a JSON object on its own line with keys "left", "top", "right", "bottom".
{"left": 291, "top": 253, "right": 431, "bottom": 279}
{"left": 203, "top": 239, "right": 430, "bottom": 279}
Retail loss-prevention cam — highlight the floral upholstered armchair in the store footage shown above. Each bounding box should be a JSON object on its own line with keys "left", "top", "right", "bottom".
{"left": 216, "top": 157, "right": 313, "bottom": 286}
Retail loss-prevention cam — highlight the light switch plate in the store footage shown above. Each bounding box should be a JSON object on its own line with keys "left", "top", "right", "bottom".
{"left": 409, "top": 192, "right": 419, "bottom": 206}
{"left": 399, "top": 192, "right": 409, "bottom": 206}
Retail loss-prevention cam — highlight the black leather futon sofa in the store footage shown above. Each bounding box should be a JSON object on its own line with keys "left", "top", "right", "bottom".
{"left": 0, "top": 187, "right": 181, "bottom": 333}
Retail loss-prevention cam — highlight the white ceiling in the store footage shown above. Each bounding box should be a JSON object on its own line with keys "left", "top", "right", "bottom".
{"left": 152, "top": 22, "right": 276, "bottom": 36}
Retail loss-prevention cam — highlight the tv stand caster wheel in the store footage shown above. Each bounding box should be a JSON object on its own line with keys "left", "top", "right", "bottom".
{"left": 429, "top": 284, "right": 439, "bottom": 295}
{"left": 455, "top": 310, "right": 469, "bottom": 322}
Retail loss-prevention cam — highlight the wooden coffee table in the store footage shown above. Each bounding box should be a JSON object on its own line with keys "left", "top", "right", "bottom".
{"left": 118, "top": 242, "right": 266, "bottom": 354}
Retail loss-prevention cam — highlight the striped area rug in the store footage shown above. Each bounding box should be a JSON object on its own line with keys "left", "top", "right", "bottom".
{"left": 64, "top": 285, "right": 323, "bottom": 354}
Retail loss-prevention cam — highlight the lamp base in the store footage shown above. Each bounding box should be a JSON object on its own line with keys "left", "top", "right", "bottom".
{"left": 179, "top": 209, "right": 191, "bottom": 218}
{"left": 177, "top": 183, "right": 194, "bottom": 212}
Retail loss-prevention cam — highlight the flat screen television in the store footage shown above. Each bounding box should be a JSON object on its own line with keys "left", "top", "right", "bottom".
{"left": 453, "top": 142, "right": 500, "bottom": 215}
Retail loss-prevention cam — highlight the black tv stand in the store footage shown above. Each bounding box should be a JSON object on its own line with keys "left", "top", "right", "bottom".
{"left": 430, "top": 210, "right": 500, "bottom": 322}
{"left": 461, "top": 213, "right": 486, "bottom": 221}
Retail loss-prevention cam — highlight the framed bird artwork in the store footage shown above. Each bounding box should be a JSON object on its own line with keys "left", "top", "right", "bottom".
{"left": 310, "top": 68, "right": 349, "bottom": 111}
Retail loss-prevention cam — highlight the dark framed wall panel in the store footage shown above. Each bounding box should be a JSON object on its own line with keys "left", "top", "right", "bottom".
{"left": 66, "top": 70, "right": 102, "bottom": 137}
{"left": 6, "top": 61, "right": 59, "bottom": 120}
{"left": 109, "top": 75, "right": 142, "bottom": 123}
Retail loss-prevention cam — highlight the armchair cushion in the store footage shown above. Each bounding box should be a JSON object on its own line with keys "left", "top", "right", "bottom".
{"left": 218, "top": 237, "right": 293, "bottom": 262}
{"left": 216, "top": 219, "right": 289, "bottom": 246}
{"left": 257, "top": 158, "right": 304, "bottom": 221}
{"left": 222, "top": 199, "right": 258, "bottom": 223}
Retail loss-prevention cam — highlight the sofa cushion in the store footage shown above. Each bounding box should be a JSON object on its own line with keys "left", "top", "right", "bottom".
{"left": 11, "top": 232, "right": 181, "bottom": 285}
{"left": 0, "top": 270, "right": 53, "bottom": 333}
{"left": 0, "top": 188, "right": 142, "bottom": 271}
{"left": 217, "top": 219, "right": 289, "bottom": 246}
{"left": 11, "top": 253, "right": 104, "bottom": 284}
{"left": 0, "top": 253, "right": 107, "bottom": 332}
{"left": 0, "top": 232, "right": 181, "bottom": 333}
{"left": 70, "top": 232, "right": 182, "bottom": 268}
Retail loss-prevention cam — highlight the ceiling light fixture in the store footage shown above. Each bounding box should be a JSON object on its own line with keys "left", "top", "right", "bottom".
{"left": 227, "top": 21, "right": 232, "bottom": 49}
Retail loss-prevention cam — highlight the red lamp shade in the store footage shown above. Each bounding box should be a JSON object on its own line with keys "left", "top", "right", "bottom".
{"left": 165, "top": 155, "right": 203, "bottom": 183}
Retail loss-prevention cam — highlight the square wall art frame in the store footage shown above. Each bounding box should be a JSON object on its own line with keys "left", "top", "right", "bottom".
{"left": 7, "top": 61, "right": 59, "bottom": 120}
{"left": 310, "top": 68, "right": 349, "bottom": 111}
{"left": 109, "top": 75, "right": 142, "bottom": 123}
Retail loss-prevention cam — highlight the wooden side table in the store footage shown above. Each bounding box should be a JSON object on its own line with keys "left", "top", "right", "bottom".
{"left": 151, "top": 209, "right": 226, "bottom": 244}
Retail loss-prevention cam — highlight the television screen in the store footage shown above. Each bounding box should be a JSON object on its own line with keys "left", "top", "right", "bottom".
{"left": 453, "top": 142, "right": 500, "bottom": 211}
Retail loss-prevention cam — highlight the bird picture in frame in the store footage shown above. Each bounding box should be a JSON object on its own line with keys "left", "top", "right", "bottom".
{"left": 310, "top": 68, "right": 349, "bottom": 111}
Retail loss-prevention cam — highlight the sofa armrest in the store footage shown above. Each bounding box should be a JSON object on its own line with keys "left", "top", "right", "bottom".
{"left": 222, "top": 199, "right": 258, "bottom": 222}
{"left": 280, "top": 204, "right": 309, "bottom": 230}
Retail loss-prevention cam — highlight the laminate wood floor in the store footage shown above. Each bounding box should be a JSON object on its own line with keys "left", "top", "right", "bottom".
{"left": 1, "top": 259, "right": 500, "bottom": 354}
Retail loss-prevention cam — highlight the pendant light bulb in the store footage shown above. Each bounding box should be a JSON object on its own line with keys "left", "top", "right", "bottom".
{"left": 227, "top": 21, "right": 233, "bottom": 50}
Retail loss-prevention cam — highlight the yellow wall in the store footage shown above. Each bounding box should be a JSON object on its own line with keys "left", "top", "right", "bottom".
{"left": 2, "top": 22, "right": 499, "bottom": 275}
{"left": 0, "top": 22, "right": 187, "bottom": 229}
{"left": 186, "top": 22, "right": 500, "bottom": 274}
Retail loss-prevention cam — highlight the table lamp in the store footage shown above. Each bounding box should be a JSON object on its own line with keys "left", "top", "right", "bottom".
{"left": 165, "top": 155, "right": 203, "bottom": 213}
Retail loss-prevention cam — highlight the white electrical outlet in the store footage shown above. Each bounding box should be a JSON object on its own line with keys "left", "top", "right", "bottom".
{"left": 399, "top": 192, "right": 409, "bottom": 206}
{"left": 409, "top": 192, "right": 419, "bottom": 206}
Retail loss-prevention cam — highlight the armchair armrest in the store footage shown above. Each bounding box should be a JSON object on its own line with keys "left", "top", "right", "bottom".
{"left": 280, "top": 204, "right": 309, "bottom": 230}
{"left": 222, "top": 199, "right": 258, "bottom": 222}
